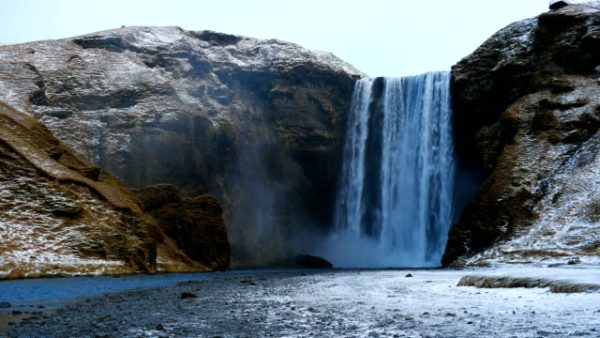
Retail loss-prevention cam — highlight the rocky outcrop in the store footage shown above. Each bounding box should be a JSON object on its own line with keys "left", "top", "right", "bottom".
{"left": 0, "top": 101, "right": 229, "bottom": 278}
{"left": 0, "top": 27, "right": 362, "bottom": 265}
{"left": 135, "top": 184, "right": 230, "bottom": 271}
{"left": 444, "top": 3, "right": 600, "bottom": 265}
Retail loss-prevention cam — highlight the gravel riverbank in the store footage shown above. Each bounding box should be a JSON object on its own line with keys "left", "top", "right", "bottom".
{"left": 4, "top": 268, "right": 600, "bottom": 337}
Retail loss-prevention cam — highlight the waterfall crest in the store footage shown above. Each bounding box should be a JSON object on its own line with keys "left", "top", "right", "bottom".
{"left": 328, "top": 72, "right": 455, "bottom": 268}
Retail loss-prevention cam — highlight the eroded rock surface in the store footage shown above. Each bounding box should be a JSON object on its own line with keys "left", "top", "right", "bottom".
{"left": 445, "top": 3, "right": 600, "bottom": 265}
{"left": 135, "top": 184, "right": 230, "bottom": 271}
{"left": 0, "top": 27, "right": 363, "bottom": 265}
{"left": 0, "top": 102, "right": 229, "bottom": 278}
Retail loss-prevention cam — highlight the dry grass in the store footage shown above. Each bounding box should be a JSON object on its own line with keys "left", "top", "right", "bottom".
{"left": 458, "top": 275, "right": 600, "bottom": 293}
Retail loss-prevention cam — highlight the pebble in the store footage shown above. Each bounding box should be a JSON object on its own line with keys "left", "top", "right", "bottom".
{"left": 240, "top": 279, "right": 256, "bottom": 286}
{"left": 180, "top": 292, "right": 197, "bottom": 299}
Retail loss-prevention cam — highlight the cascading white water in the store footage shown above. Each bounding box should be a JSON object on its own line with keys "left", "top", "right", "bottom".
{"left": 327, "top": 72, "right": 455, "bottom": 268}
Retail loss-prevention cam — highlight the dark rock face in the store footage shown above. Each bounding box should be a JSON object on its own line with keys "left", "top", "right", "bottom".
{"left": 444, "top": 3, "right": 600, "bottom": 265}
{"left": 294, "top": 255, "right": 333, "bottom": 269}
{"left": 135, "top": 184, "right": 231, "bottom": 271}
{"left": 0, "top": 27, "right": 362, "bottom": 265}
{"left": 0, "top": 102, "right": 222, "bottom": 278}
{"left": 549, "top": 1, "right": 569, "bottom": 11}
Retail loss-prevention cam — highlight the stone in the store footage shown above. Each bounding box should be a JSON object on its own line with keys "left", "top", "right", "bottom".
{"left": 180, "top": 292, "right": 197, "bottom": 299}
{"left": 50, "top": 204, "right": 83, "bottom": 218}
{"left": 0, "top": 302, "right": 11, "bottom": 308}
{"left": 444, "top": 4, "right": 600, "bottom": 265}
{"left": 549, "top": 1, "right": 569, "bottom": 10}
{"left": 405, "top": 273, "right": 413, "bottom": 278}
{"left": 294, "top": 255, "right": 333, "bottom": 269}
{"left": 240, "top": 279, "right": 256, "bottom": 286}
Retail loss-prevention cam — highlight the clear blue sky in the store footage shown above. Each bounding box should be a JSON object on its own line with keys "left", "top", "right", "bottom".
{"left": 1, "top": 0, "right": 549, "bottom": 76}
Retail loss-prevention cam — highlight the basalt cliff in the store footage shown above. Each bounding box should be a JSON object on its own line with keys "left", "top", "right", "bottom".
{"left": 444, "top": 3, "right": 600, "bottom": 266}
{"left": 0, "top": 27, "right": 362, "bottom": 266}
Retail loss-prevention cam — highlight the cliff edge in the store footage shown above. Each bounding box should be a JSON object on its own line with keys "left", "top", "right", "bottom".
{"left": 444, "top": 2, "right": 600, "bottom": 266}
{"left": 0, "top": 27, "right": 363, "bottom": 265}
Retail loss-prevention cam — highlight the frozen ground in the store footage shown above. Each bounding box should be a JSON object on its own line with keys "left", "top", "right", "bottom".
{"left": 3, "top": 267, "right": 600, "bottom": 337}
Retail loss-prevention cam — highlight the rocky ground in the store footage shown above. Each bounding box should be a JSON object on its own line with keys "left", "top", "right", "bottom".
{"left": 3, "top": 268, "right": 600, "bottom": 337}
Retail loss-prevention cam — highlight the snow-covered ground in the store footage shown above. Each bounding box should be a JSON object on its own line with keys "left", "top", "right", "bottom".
{"left": 4, "top": 267, "right": 600, "bottom": 337}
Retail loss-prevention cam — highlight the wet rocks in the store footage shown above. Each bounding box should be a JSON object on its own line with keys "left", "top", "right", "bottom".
{"left": 180, "top": 292, "right": 197, "bottom": 299}
{"left": 294, "top": 255, "right": 333, "bottom": 269}
{"left": 0, "top": 302, "right": 11, "bottom": 308}
{"left": 444, "top": 3, "right": 600, "bottom": 265}
{"left": 240, "top": 278, "right": 256, "bottom": 286}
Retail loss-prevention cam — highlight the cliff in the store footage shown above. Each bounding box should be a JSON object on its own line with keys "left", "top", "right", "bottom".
{"left": 0, "top": 101, "right": 230, "bottom": 278}
{"left": 444, "top": 3, "right": 600, "bottom": 266}
{"left": 0, "top": 27, "right": 362, "bottom": 265}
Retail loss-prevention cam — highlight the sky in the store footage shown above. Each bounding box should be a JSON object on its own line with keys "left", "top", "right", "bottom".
{"left": 1, "top": 0, "right": 550, "bottom": 77}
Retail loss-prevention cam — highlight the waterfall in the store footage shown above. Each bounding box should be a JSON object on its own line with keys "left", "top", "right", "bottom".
{"left": 328, "top": 72, "right": 455, "bottom": 268}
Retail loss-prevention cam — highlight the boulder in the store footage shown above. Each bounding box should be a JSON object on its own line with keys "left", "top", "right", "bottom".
{"left": 294, "top": 255, "right": 333, "bottom": 269}
{"left": 444, "top": 2, "right": 600, "bottom": 265}
{"left": 549, "top": 1, "right": 569, "bottom": 10}
{"left": 180, "top": 292, "right": 197, "bottom": 299}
